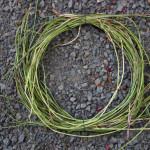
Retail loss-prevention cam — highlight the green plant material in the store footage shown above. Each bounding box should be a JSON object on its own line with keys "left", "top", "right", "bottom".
{"left": 0, "top": 8, "right": 150, "bottom": 149}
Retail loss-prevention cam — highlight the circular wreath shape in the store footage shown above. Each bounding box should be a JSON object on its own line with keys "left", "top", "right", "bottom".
{"left": 15, "top": 10, "right": 150, "bottom": 137}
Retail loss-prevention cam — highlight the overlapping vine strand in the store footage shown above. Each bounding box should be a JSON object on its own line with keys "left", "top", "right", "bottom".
{"left": 1, "top": 7, "right": 150, "bottom": 149}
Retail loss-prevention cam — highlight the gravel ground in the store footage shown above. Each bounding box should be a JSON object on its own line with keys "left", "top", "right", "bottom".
{"left": 0, "top": 0, "right": 150, "bottom": 150}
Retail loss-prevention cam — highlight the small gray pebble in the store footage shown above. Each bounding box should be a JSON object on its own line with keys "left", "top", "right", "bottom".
{"left": 50, "top": 74, "right": 55, "bottom": 80}
{"left": 132, "top": 4, "right": 137, "bottom": 9}
{"left": 74, "top": 45, "right": 80, "bottom": 49}
{"left": 0, "top": 0, "right": 3, "bottom": 5}
{"left": 18, "top": 3, "right": 21, "bottom": 9}
{"left": 138, "top": 1, "right": 145, "bottom": 7}
{"left": 58, "top": 84, "right": 64, "bottom": 90}
{"left": 86, "top": 106, "right": 91, "bottom": 111}
{"left": 106, "top": 93, "right": 112, "bottom": 99}
{"left": 14, "top": 103, "right": 20, "bottom": 109}
{"left": 102, "top": 76, "right": 107, "bottom": 81}
{"left": 118, "top": 92, "right": 123, "bottom": 100}
{"left": 117, "top": 4, "right": 123, "bottom": 11}
{"left": 97, "top": 0, "right": 104, "bottom": 3}
{"left": 71, "top": 69, "right": 76, "bottom": 76}
{"left": 58, "top": 2, "right": 63, "bottom": 10}
{"left": 11, "top": 137, "right": 17, "bottom": 144}
{"left": 3, "top": 6, "right": 10, "bottom": 11}
{"left": 65, "top": 53, "right": 68, "bottom": 58}
{"left": 70, "top": 97, "right": 76, "bottom": 102}
{"left": 97, "top": 87, "right": 103, "bottom": 93}
{"left": 104, "top": 52, "right": 108, "bottom": 58}
{"left": 87, "top": 91, "right": 92, "bottom": 101}
{"left": 95, "top": 78, "right": 101, "bottom": 85}
{"left": 106, "top": 44, "right": 109, "bottom": 49}
{"left": 68, "top": 0, "right": 73, "bottom": 8}
{"left": 18, "top": 134, "right": 25, "bottom": 143}
{"left": 110, "top": 137, "right": 118, "bottom": 143}
{"left": 81, "top": 103, "right": 86, "bottom": 109}
{"left": 81, "top": 83, "right": 88, "bottom": 87}
{"left": 91, "top": 108, "right": 95, "bottom": 114}
{"left": 0, "top": 83, "right": 5, "bottom": 90}
{"left": 3, "top": 138, "right": 10, "bottom": 146}
{"left": 121, "top": 0, "right": 127, "bottom": 6}
{"left": 147, "top": 134, "right": 150, "bottom": 139}
{"left": 79, "top": 146, "right": 86, "bottom": 150}
{"left": 39, "top": 0, "right": 45, "bottom": 7}
{"left": 125, "top": 79, "right": 130, "bottom": 86}
{"left": 10, "top": 49, "right": 16, "bottom": 52}
{"left": 70, "top": 51, "right": 76, "bottom": 58}
{"left": 76, "top": 104, "right": 80, "bottom": 109}
{"left": 84, "top": 31, "right": 90, "bottom": 40}
{"left": 104, "top": 59, "right": 108, "bottom": 66}
{"left": 109, "top": 143, "right": 114, "bottom": 148}
{"left": 119, "top": 138, "right": 125, "bottom": 144}
{"left": 39, "top": 13, "right": 45, "bottom": 18}
{"left": 87, "top": 69, "right": 91, "bottom": 74}
{"left": 16, "top": 113, "right": 21, "bottom": 120}
{"left": 118, "top": 143, "right": 121, "bottom": 148}
{"left": 83, "top": 65, "right": 88, "bottom": 69}
{"left": 13, "top": 145, "right": 17, "bottom": 149}
{"left": 139, "top": 18, "right": 146, "bottom": 26}
{"left": 93, "top": 34, "right": 99, "bottom": 39}
{"left": 103, "top": 136, "right": 108, "bottom": 142}
{"left": 99, "top": 70, "right": 104, "bottom": 76}
{"left": 101, "top": 93, "right": 106, "bottom": 100}
{"left": 70, "top": 136, "right": 75, "bottom": 142}
{"left": 100, "top": 37, "right": 104, "bottom": 42}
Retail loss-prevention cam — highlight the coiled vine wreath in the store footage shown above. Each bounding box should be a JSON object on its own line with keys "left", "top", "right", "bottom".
{"left": 1, "top": 7, "right": 150, "bottom": 149}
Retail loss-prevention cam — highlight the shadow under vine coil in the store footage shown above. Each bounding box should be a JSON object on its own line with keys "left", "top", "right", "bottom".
{"left": 13, "top": 8, "right": 150, "bottom": 139}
